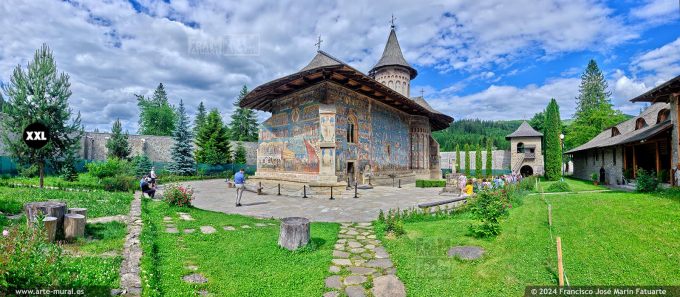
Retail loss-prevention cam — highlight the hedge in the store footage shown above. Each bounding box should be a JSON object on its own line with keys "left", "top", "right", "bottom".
{"left": 416, "top": 179, "right": 446, "bottom": 188}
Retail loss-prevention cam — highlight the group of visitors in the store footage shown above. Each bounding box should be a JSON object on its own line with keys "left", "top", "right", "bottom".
{"left": 140, "top": 166, "right": 158, "bottom": 198}
{"left": 457, "top": 172, "right": 524, "bottom": 197}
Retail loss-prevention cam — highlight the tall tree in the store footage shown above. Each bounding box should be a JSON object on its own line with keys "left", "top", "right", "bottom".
{"left": 544, "top": 99, "right": 563, "bottom": 180}
{"left": 228, "top": 85, "right": 259, "bottom": 141}
{"left": 464, "top": 144, "right": 471, "bottom": 176}
{"left": 193, "top": 101, "right": 207, "bottom": 135}
{"left": 106, "top": 118, "right": 131, "bottom": 159}
{"left": 234, "top": 142, "right": 247, "bottom": 164}
{"left": 196, "top": 109, "right": 232, "bottom": 165}
{"left": 0, "top": 44, "right": 83, "bottom": 188}
{"left": 566, "top": 60, "right": 626, "bottom": 149}
{"left": 485, "top": 139, "right": 492, "bottom": 177}
{"left": 454, "top": 144, "right": 461, "bottom": 173}
{"left": 167, "top": 100, "right": 196, "bottom": 175}
{"left": 475, "top": 143, "right": 482, "bottom": 178}
{"left": 137, "top": 83, "right": 177, "bottom": 136}
{"left": 528, "top": 111, "right": 546, "bottom": 134}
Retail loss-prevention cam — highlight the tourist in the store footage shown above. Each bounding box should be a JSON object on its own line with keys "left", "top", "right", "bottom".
{"left": 458, "top": 174, "right": 467, "bottom": 194}
{"left": 675, "top": 165, "right": 680, "bottom": 186}
{"left": 140, "top": 175, "right": 156, "bottom": 198}
{"left": 234, "top": 168, "right": 246, "bottom": 207}
{"left": 150, "top": 166, "right": 158, "bottom": 187}
{"left": 463, "top": 181, "right": 474, "bottom": 196}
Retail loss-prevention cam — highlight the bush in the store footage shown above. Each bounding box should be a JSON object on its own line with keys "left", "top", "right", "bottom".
{"left": 658, "top": 169, "right": 669, "bottom": 183}
{"left": 415, "top": 179, "right": 446, "bottom": 188}
{"left": 164, "top": 183, "right": 194, "bottom": 207}
{"left": 519, "top": 176, "right": 536, "bottom": 191}
{"left": 18, "top": 164, "right": 39, "bottom": 178}
{"left": 86, "top": 158, "right": 133, "bottom": 180}
{"left": 636, "top": 168, "right": 658, "bottom": 193}
{"left": 546, "top": 181, "right": 571, "bottom": 192}
{"left": 468, "top": 190, "right": 510, "bottom": 237}
{"left": 102, "top": 174, "right": 137, "bottom": 192}
{"left": 0, "top": 223, "right": 64, "bottom": 289}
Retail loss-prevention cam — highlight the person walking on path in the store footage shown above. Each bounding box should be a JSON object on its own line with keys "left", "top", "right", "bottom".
{"left": 234, "top": 168, "right": 246, "bottom": 207}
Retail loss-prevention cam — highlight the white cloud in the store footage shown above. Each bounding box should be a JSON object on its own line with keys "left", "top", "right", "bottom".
{"left": 631, "top": 0, "right": 680, "bottom": 24}
{"left": 631, "top": 37, "right": 680, "bottom": 85}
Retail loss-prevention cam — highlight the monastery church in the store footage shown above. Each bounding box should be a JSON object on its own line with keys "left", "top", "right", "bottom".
{"left": 240, "top": 25, "right": 453, "bottom": 189}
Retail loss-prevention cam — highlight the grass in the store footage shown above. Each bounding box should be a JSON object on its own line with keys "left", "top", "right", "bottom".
{"left": 539, "top": 177, "right": 605, "bottom": 192}
{"left": 140, "top": 200, "right": 339, "bottom": 296}
{"left": 380, "top": 191, "right": 680, "bottom": 296}
{"left": 0, "top": 185, "right": 133, "bottom": 217}
{"left": 0, "top": 173, "right": 104, "bottom": 190}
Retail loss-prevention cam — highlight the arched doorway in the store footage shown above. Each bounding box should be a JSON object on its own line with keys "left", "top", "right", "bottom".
{"left": 520, "top": 165, "right": 533, "bottom": 177}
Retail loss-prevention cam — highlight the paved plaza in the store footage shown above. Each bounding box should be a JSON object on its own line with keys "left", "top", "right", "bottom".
{"left": 177, "top": 179, "right": 452, "bottom": 222}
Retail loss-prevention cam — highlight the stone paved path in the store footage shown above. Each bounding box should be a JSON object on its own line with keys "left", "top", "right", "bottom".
{"left": 324, "top": 223, "right": 406, "bottom": 297}
{"left": 120, "top": 192, "right": 143, "bottom": 296}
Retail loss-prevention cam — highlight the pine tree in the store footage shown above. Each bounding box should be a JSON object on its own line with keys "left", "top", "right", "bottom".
{"left": 61, "top": 153, "right": 79, "bottom": 182}
{"left": 455, "top": 144, "right": 461, "bottom": 173}
{"left": 106, "top": 118, "right": 131, "bottom": 159}
{"left": 0, "top": 44, "right": 83, "bottom": 188}
{"left": 234, "top": 142, "right": 247, "bottom": 164}
{"left": 167, "top": 100, "right": 196, "bottom": 175}
{"left": 196, "top": 109, "right": 231, "bottom": 165}
{"left": 132, "top": 154, "right": 152, "bottom": 178}
{"left": 544, "top": 99, "right": 563, "bottom": 180}
{"left": 194, "top": 101, "right": 207, "bottom": 135}
{"left": 228, "top": 85, "right": 259, "bottom": 141}
{"left": 485, "top": 139, "right": 492, "bottom": 177}
{"left": 475, "top": 143, "right": 482, "bottom": 178}
{"left": 566, "top": 60, "right": 626, "bottom": 149}
{"left": 464, "top": 144, "right": 471, "bottom": 176}
{"left": 137, "top": 83, "right": 177, "bottom": 136}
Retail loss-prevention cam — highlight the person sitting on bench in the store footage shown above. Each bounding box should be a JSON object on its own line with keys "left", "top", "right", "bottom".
{"left": 140, "top": 175, "right": 156, "bottom": 198}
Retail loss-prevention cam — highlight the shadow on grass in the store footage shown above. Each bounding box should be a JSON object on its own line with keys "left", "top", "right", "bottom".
{"left": 85, "top": 221, "right": 126, "bottom": 240}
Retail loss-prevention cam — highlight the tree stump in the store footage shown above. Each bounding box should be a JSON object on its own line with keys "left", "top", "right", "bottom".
{"left": 68, "top": 208, "right": 87, "bottom": 221}
{"left": 43, "top": 216, "right": 57, "bottom": 242}
{"left": 64, "top": 214, "right": 86, "bottom": 240}
{"left": 278, "top": 217, "right": 310, "bottom": 251}
{"left": 24, "top": 201, "right": 67, "bottom": 239}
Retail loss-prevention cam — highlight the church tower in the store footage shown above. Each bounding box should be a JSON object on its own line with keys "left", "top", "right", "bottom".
{"left": 369, "top": 25, "right": 417, "bottom": 97}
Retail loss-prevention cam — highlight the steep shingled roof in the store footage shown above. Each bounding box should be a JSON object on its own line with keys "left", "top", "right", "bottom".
{"left": 369, "top": 29, "right": 417, "bottom": 79}
{"left": 566, "top": 102, "right": 670, "bottom": 153}
{"left": 300, "top": 51, "right": 343, "bottom": 72}
{"left": 506, "top": 121, "right": 543, "bottom": 139}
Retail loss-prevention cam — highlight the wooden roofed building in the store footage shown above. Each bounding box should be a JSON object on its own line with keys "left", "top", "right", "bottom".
{"left": 240, "top": 27, "right": 453, "bottom": 189}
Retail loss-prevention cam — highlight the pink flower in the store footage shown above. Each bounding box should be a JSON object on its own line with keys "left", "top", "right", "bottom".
{"left": 2, "top": 230, "right": 8, "bottom": 237}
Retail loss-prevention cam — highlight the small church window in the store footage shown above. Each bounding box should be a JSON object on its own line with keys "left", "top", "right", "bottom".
{"left": 387, "top": 144, "right": 391, "bottom": 157}
{"left": 347, "top": 115, "right": 358, "bottom": 143}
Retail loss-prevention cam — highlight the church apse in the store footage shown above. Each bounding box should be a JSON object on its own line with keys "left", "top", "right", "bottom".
{"left": 257, "top": 89, "right": 321, "bottom": 176}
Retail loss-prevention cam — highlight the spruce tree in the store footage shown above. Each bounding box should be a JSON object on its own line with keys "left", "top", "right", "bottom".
{"left": 194, "top": 101, "right": 207, "bottom": 135}
{"left": 137, "top": 83, "right": 177, "bottom": 136}
{"left": 228, "top": 85, "right": 259, "bottom": 141}
{"left": 106, "top": 118, "right": 131, "bottom": 159}
{"left": 464, "top": 144, "right": 471, "bottom": 176}
{"left": 196, "top": 109, "right": 231, "bottom": 165}
{"left": 61, "top": 153, "right": 79, "bottom": 182}
{"left": 455, "top": 144, "right": 461, "bottom": 173}
{"left": 234, "top": 142, "right": 247, "bottom": 164}
{"left": 132, "top": 154, "right": 152, "bottom": 178}
{"left": 0, "top": 44, "right": 83, "bottom": 188}
{"left": 544, "top": 99, "right": 563, "bottom": 180}
{"left": 475, "top": 143, "right": 482, "bottom": 178}
{"left": 485, "top": 139, "right": 492, "bottom": 177}
{"left": 167, "top": 100, "right": 196, "bottom": 175}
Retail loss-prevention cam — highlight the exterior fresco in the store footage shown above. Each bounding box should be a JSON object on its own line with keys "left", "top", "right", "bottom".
{"left": 258, "top": 90, "right": 321, "bottom": 174}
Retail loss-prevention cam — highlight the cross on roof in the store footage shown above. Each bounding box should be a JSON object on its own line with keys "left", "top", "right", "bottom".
{"left": 420, "top": 88, "right": 424, "bottom": 97}
{"left": 390, "top": 14, "right": 396, "bottom": 29}
{"left": 315, "top": 35, "right": 323, "bottom": 51}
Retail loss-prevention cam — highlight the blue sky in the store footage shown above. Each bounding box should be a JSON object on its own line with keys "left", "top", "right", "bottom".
{"left": 0, "top": 0, "right": 678, "bottom": 132}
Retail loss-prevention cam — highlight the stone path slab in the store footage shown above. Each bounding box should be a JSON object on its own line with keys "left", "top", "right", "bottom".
{"left": 200, "top": 226, "right": 216, "bottom": 234}
{"left": 120, "top": 192, "right": 143, "bottom": 296}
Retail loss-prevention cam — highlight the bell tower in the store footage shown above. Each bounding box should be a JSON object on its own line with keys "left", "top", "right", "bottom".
{"left": 369, "top": 20, "right": 417, "bottom": 97}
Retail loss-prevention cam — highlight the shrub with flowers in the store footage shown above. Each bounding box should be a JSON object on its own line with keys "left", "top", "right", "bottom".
{"left": 0, "top": 224, "right": 64, "bottom": 289}
{"left": 164, "top": 183, "right": 194, "bottom": 207}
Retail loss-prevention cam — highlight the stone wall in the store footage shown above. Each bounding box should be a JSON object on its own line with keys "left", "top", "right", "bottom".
{"left": 439, "top": 150, "right": 511, "bottom": 171}
{"left": 571, "top": 147, "right": 624, "bottom": 185}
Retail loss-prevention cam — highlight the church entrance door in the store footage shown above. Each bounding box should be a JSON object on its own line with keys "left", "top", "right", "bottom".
{"left": 347, "top": 162, "right": 355, "bottom": 186}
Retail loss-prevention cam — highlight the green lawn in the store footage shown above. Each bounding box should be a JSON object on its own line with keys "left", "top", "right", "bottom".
{"left": 0, "top": 174, "right": 104, "bottom": 190}
{"left": 141, "top": 200, "right": 339, "bottom": 297}
{"left": 381, "top": 191, "right": 680, "bottom": 296}
{"left": 539, "top": 177, "right": 605, "bottom": 192}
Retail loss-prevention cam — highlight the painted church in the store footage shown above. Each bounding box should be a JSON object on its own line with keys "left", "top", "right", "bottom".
{"left": 240, "top": 26, "right": 453, "bottom": 189}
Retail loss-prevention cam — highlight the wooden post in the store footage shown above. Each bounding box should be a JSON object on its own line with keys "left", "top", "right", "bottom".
{"left": 556, "top": 236, "right": 564, "bottom": 286}
{"left": 398, "top": 179, "right": 401, "bottom": 188}
{"left": 303, "top": 185, "right": 307, "bottom": 198}
{"left": 278, "top": 217, "right": 310, "bottom": 251}
{"left": 277, "top": 184, "right": 281, "bottom": 196}
{"left": 43, "top": 216, "right": 57, "bottom": 242}
{"left": 354, "top": 182, "right": 358, "bottom": 198}
{"left": 330, "top": 187, "right": 334, "bottom": 200}
{"left": 632, "top": 145, "right": 637, "bottom": 178}
{"left": 68, "top": 208, "right": 87, "bottom": 221}
{"left": 257, "top": 182, "right": 262, "bottom": 195}
{"left": 64, "top": 213, "right": 86, "bottom": 240}
{"left": 656, "top": 142, "right": 661, "bottom": 174}
{"left": 548, "top": 204, "right": 552, "bottom": 226}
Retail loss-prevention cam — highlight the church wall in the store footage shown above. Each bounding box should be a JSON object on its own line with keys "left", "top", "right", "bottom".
{"left": 257, "top": 87, "right": 322, "bottom": 178}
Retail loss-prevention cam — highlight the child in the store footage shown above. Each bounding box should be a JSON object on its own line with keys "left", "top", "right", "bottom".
{"left": 464, "top": 181, "right": 474, "bottom": 196}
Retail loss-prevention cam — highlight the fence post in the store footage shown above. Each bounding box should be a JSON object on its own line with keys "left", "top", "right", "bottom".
{"left": 548, "top": 204, "right": 552, "bottom": 226}
{"left": 354, "top": 182, "right": 358, "bottom": 198}
{"left": 556, "top": 236, "right": 564, "bottom": 286}
{"left": 277, "top": 184, "right": 281, "bottom": 196}
{"left": 330, "top": 187, "right": 334, "bottom": 200}
{"left": 303, "top": 185, "right": 307, "bottom": 198}
{"left": 398, "top": 179, "right": 401, "bottom": 188}
{"left": 257, "top": 182, "right": 262, "bottom": 195}
{"left": 368, "top": 175, "right": 371, "bottom": 185}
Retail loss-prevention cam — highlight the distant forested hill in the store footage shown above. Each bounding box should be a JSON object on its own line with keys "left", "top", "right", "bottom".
{"left": 433, "top": 119, "right": 523, "bottom": 151}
